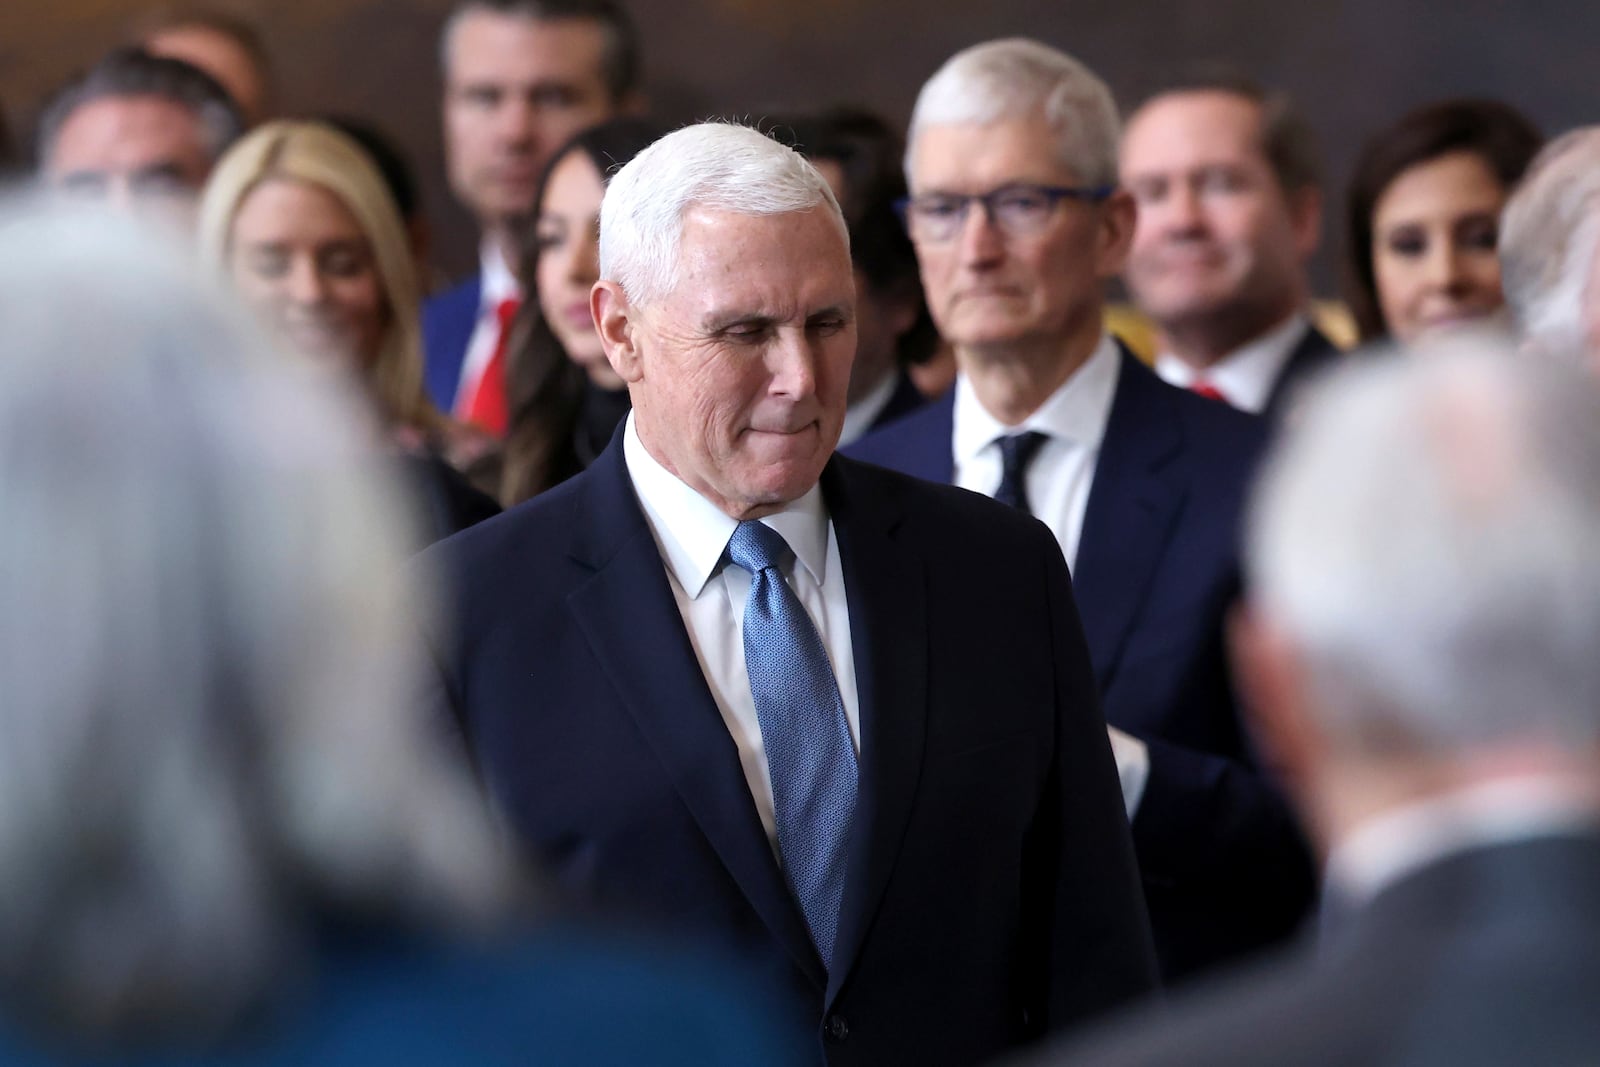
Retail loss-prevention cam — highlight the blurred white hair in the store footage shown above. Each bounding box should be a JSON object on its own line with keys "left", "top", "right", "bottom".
{"left": 598, "top": 121, "right": 843, "bottom": 306}
{"left": 905, "top": 38, "right": 1122, "bottom": 189}
{"left": 1247, "top": 330, "right": 1600, "bottom": 756}
{"left": 1499, "top": 126, "right": 1600, "bottom": 355}
{"left": 0, "top": 199, "right": 518, "bottom": 1043}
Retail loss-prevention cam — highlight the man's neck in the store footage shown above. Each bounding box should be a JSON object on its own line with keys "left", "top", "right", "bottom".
{"left": 481, "top": 224, "right": 518, "bottom": 279}
{"left": 958, "top": 326, "right": 1102, "bottom": 427}
{"left": 1161, "top": 294, "right": 1305, "bottom": 369}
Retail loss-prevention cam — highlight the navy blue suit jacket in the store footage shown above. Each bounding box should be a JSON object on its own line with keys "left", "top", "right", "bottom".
{"left": 848, "top": 348, "right": 1316, "bottom": 981}
{"left": 421, "top": 274, "right": 481, "bottom": 412}
{"left": 1262, "top": 326, "right": 1343, "bottom": 427}
{"left": 419, "top": 435, "right": 1158, "bottom": 1066}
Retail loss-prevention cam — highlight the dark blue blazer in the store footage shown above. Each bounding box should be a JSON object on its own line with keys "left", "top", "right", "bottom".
{"left": 847, "top": 348, "right": 1316, "bottom": 982}
{"left": 419, "top": 435, "right": 1159, "bottom": 1066}
{"left": 421, "top": 274, "right": 481, "bottom": 412}
{"left": 1262, "top": 326, "right": 1343, "bottom": 427}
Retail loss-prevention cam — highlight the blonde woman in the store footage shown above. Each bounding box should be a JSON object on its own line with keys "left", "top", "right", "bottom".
{"left": 198, "top": 120, "right": 498, "bottom": 540}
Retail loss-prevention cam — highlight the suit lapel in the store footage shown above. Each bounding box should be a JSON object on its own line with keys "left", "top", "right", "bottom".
{"left": 819, "top": 457, "right": 929, "bottom": 1006}
{"left": 564, "top": 441, "right": 826, "bottom": 989}
{"left": 1073, "top": 350, "right": 1188, "bottom": 691}
{"left": 1262, "top": 326, "right": 1341, "bottom": 424}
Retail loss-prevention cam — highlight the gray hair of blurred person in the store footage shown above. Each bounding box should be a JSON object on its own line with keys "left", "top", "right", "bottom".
{"left": 598, "top": 121, "right": 844, "bottom": 306}
{"left": 904, "top": 37, "right": 1121, "bottom": 188}
{"left": 438, "top": 0, "right": 641, "bottom": 104}
{"left": 1247, "top": 332, "right": 1600, "bottom": 757}
{"left": 35, "top": 46, "right": 245, "bottom": 170}
{"left": 1499, "top": 126, "right": 1600, "bottom": 355}
{"left": 0, "top": 199, "right": 518, "bottom": 1044}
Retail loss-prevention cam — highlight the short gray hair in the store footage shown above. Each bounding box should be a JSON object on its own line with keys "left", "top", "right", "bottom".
{"left": 1247, "top": 331, "right": 1600, "bottom": 756}
{"left": 598, "top": 121, "right": 844, "bottom": 305}
{"left": 1500, "top": 126, "right": 1600, "bottom": 354}
{"left": 0, "top": 199, "right": 517, "bottom": 1043}
{"left": 905, "top": 38, "right": 1121, "bottom": 189}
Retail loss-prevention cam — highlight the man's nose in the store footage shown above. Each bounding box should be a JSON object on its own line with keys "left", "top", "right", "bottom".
{"left": 956, "top": 200, "right": 1006, "bottom": 266}
{"left": 493, "top": 96, "right": 538, "bottom": 146}
{"left": 1159, "top": 184, "right": 1206, "bottom": 236}
{"left": 769, "top": 331, "right": 820, "bottom": 399}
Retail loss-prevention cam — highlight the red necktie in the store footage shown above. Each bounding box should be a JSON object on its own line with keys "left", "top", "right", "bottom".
{"left": 462, "top": 297, "right": 519, "bottom": 437}
{"left": 1190, "top": 380, "right": 1230, "bottom": 405}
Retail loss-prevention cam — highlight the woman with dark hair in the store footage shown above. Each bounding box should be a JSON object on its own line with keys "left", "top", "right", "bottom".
{"left": 1344, "top": 99, "right": 1543, "bottom": 344}
{"left": 498, "top": 117, "right": 664, "bottom": 506}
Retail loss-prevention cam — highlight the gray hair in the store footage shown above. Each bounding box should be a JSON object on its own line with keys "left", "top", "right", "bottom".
{"left": 1247, "top": 331, "right": 1600, "bottom": 756}
{"left": 35, "top": 47, "right": 244, "bottom": 171}
{"left": 598, "top": 121, "right": 844, "bottom": 306}
{"left": 905, "top": 38, "right": 1122, "bottom": 189}
{"left": 1499, "top": 126, "right": 1600, "bottom": 355}
{"left": 0, "top": 199, "right": 518, "bottom": 1044}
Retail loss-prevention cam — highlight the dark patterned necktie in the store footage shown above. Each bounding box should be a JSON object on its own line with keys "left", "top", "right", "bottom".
{"left": 993, "top": 431, "right": 1049, "bottom": 515}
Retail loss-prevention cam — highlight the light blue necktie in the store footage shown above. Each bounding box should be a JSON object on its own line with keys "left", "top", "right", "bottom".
{"left": 725, "top": 520, "right": 858, "bottom": 970}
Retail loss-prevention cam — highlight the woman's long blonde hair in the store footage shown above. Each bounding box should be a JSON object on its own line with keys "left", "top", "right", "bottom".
{"left": 197, "top": 119, "right": 445, "bottom": 435}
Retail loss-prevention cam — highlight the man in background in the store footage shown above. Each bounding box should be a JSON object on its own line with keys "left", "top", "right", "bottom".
{"left": 36, "top": 47, "right": 243, "bottom": 228}
{"left": 425, "top": 0, "right": 642, "bottom": 433}
{"left": 1120, "top": 71, "right": 1340, "bottom": 422}
{"left": 1024, "top": 334, "right": 1600, "bottom": 1067}
{"left": 137, "top": 8, "right": 273, "bottom": 125}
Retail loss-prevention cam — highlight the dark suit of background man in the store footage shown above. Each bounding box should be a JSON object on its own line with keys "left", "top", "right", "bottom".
{"left": 849, "top": 38, "right": 1315, "bottom": 982}
{"left": 418, "top": 121, "right": 1157, "bottom": 1066}
{"left": 1022, "top": 336, "right": 1600, "bottom": 1067}
{"left": 1119, "top": 70, "right": 1342, "bottom": 424}
{"left": 424, "top": 0, "right": 639, "bottom": 430}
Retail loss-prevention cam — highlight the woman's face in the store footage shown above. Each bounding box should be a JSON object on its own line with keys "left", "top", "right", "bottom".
{"left": 228, "top": 177, "right": 387, "bottom": 368}
{"left": 534, "top": 149, "right": 621, "bottom": 389}
{"left": 1371, "top": 150, "right": 1509, "bottom": 344}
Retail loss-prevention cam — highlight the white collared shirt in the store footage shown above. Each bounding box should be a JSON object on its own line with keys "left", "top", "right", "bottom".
{"left": 1324, "top": 776, "right": 1600, "bottom": 911}
{"left": 952, "top": 332, "right": 1121, "bottom": 569}
{"left": 452, "top": 240, "right": 522, "bottom": 414}
{"left": 1155, "top": 313, "right": 1310, "bottom": 414}
{"left": 623, "top": 414, "right": 861, "bottom": 845}
{"left": 950, "top": 333, "right": 1150, "bottom": 816}
{"left": 837, "top": 369, "right": 902, "bottom": 447}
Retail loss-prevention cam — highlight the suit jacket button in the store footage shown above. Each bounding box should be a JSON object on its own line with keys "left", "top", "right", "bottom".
{"left": 826, "top": 1015, "right": 850, "bottom": 1040}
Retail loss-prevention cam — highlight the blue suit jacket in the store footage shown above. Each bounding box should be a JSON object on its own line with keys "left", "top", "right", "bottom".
{"left": 847, "top": 348, "right": 1316, "bottom": 982}
{"left": 419, "top": 434, "right": 1158, "bottom": 1066}
{"left": 421, "top": 275, "right": 481, "bottom": 412}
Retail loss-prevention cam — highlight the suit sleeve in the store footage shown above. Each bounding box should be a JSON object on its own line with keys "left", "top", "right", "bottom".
{"left": 1026, "top": 524, "right": 1161, "bottom": 1030}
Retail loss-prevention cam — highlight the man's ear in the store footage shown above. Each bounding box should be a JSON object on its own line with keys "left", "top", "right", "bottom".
{"left": 592, "top": 280, "right": 643, "bottom": 384}
{"left": 1288, "top": 185, "right": 1323, "bottom": 262}
{"left": 1095, "top": 187, "right": 1138, "bottom": 280}
{"left": 1228, "top": 601, "right": 1320, "bottom": 797}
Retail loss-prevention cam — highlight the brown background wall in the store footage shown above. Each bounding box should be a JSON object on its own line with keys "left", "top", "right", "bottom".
{"left": 3, "top": 0, "right": 1595, "bottom": 289}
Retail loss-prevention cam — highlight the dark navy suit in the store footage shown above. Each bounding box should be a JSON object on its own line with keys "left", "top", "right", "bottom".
{"left": 421, "top": 275, "right": 481, "bottom": 412}
{"left": 418, "top": 433, "right": 1158, "bottom": 1066}
{"left": 1261, "top": 326, "right": 1343, "bottom": 426}
{"left": 848, "top": 346, "right": 1316, "bottom": 982}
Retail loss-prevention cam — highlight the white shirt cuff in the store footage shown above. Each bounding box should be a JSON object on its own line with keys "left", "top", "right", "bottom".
{"left": 1107, "top": 724, "right": 1150, "bottom": 819}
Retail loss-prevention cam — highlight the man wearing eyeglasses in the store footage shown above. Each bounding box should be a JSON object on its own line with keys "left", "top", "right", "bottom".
{"left": 849, "top": 38, "right": 1316, "bottom": 985}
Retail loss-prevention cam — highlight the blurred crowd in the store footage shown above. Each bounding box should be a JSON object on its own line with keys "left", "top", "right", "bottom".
{"left": 5, "top": 2, "right": 1600, "bottom": 1064}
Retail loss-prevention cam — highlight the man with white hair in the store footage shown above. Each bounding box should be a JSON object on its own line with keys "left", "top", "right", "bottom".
{"left": 1021, "top": 335, "right": 1600, "bottom": 1067}
{"left": 419, "top": 121, "right": 1157, "bottom": 1065}
{"left": 850, "top": 38, "right": 1315, "bottom": 982}
{"left": 1499, "top": 126, "right": 1600, "bottom": 359}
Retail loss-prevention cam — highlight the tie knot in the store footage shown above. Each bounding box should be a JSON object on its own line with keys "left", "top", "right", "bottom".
{"left": 494, "top": 297, "right": 521, "bottom": 330}
{"left": 997, "top": 430, "right": 1048, "bottom": 471}
{"left": 726, "top": 520, "right": 792, "bottom": 575}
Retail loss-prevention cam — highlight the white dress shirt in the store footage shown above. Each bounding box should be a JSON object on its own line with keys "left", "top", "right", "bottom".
{"left": 452, "top": 241, "right": 521, "bottom": 415}
{"left": 623, "top": 415, "right": 861, "bottom": 845}
{"left": 952, "top": 331, "right": 1120, "bottom": 569}
{"left": 1324, "top": 775, "right": 1600, "bottom": 911}
{"left": 951, "top": 332, "right": 1150, "bottom": 816}
{"left": 1155, "top": 313, "right": 1309, "bottom": 414}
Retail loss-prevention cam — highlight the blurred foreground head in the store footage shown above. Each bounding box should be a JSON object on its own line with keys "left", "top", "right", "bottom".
{"left": 1239, "top": 331, "right": 1600, "bottom": 851}
{"left": 0, "top": 200, "right": 515, "bottom": 1047}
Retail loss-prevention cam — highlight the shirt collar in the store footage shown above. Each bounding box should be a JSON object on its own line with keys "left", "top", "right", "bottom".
{"left": 478, "top": 238, "right": 520, "bottom": 308}
{"left": 623, "top": 413, "right": 830, "bottom": 598}
{"left": 953, "top": 331, "right": 1121, "bottom": 466}
{"left": 1155, "top": 313, "right": 1309, "bottom": 413}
